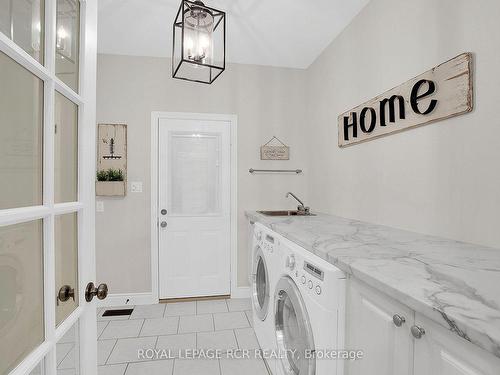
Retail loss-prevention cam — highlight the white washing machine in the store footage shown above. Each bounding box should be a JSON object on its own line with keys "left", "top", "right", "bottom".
{"left": 250, "top": 223, "right": 282, "bottom": 375}
{"left": 273, "top": 234, "right": 346, "bottom": 375}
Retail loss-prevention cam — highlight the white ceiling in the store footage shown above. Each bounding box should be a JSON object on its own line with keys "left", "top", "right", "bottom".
{"left": 98, "top": 0, "right": 369, "bottom": 69}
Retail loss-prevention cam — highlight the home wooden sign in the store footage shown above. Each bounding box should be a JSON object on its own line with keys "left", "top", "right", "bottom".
{"left": 338, "top": 53, "right": 473, "bottom": 147}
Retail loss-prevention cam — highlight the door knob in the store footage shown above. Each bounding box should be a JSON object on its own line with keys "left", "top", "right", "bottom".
{"left": 411, "top": 325, "right": 426, "bottom": 339}
{"left": 160, "top": 221, "right": 167, "bottom": 228}
{"left": 393, "top": 314, "right": 406, "bottom": 327}
{"left": 161, "top": 209, "right": 167, "bottom": 215}
{"left": 85, "top": 282, "right": 108, "bottom": 302}
{"left": 57, "top": 285, "right": 75, "bottom": 305}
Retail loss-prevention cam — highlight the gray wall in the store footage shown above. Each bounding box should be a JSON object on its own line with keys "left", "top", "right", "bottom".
{"left": 305, "top": 0, "right": 500, "bottom": 248}
{"left": 96, "top": 55, "right": 308, "bottom": 293}
{"left": 97, "top": 0, "right": 500, "bottom": 296}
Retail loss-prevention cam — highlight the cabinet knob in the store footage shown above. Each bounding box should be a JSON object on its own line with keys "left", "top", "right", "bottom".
{"left": 411, "top": 325, "right": 426, "bottom": 339}
{"left": 392, "top": 314, "right": 406, "bottom": 327}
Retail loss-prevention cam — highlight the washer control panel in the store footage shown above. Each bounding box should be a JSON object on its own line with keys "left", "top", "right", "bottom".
{"left": 288, "top": 256, "right": 325, "bottom": 297}
{"left": 261, "top": 233, "right": 276, "bottom": 253}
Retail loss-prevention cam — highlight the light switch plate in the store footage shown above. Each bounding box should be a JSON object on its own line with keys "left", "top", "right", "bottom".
{"left": 96, "top": 201, "right": 104, "bottom": 212}
{"left": 130, "top": 181, "right": 143, "bottom": 193}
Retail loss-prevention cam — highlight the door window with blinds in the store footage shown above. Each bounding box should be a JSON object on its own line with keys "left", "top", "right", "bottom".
{"left": 168, "top": 132, "right": 222, "bottom": 216}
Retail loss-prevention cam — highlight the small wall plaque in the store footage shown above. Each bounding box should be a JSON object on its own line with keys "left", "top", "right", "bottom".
{"left": 260, "top": 136, "right": 290, "bottom": 160}
{"left": 96, "top": 124, "right": 127, "bottom": 196}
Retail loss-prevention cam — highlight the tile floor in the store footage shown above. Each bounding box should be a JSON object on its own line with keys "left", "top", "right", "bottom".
{"left": 96, "top": 298, "right": 269, "bottom": 375}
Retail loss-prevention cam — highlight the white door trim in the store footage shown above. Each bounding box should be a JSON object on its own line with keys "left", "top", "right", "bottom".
{"left": 150, "top": 112, "right": 238, "bottom": 302}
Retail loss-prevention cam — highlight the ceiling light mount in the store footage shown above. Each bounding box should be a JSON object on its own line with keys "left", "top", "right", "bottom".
{"left": 172, "top": 0, "right": 226, "bottom": 84}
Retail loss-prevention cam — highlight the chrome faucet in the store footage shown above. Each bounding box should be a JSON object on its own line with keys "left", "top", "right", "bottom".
{"left": 286, "top": 192, "right": 310, "bottom": 214}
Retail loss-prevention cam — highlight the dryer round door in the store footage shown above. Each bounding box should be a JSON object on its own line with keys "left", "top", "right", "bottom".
{"left": 251, "top": 246, "right": 270, "bottom": 321}
{"left": 275, "top": 276, "right": 315, "bottom": 375}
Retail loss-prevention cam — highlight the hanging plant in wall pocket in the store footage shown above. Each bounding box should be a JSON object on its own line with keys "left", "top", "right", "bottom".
{"left": 96, "top": 124, "right": 127, "bottom": 196}
{"left": 260, "top": 136, "right": 290, "bottom": 160}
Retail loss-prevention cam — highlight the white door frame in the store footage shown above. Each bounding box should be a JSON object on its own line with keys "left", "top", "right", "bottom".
{"left": 150, "top": 112, "right": 238, "bottom": 301}
{"left": 0, "top": 0, "right": 98, "bottom": 374}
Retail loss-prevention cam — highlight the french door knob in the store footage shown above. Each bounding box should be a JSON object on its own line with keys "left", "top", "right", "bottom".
{"left": 57, "top": 285, "right": 75, "bottom": 305}
{"left": 160, "top": 221, "right": 167, "bottom": 228}
{"left": 161, "top": 209, "right": 167, "bottom": 215}
{"left": 85, "top": 282, "right": 109, "bottom": 302}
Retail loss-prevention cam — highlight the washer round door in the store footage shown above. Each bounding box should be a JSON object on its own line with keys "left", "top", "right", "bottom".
{"left": 275, "top": 276, "right": 315, "bottom": 375}
{"left": 251, "top": 246, "right": 270, "bottom": 321}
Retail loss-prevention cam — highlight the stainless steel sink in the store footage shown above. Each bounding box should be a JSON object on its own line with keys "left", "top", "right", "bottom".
{"left": 258, "top": 210, "right": 316, "bottom": 217}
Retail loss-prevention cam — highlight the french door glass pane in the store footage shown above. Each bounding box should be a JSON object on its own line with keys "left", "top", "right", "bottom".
{"left": 0, "top": 220, "right": 44, "bottom": 375}
{"left": 0, "top": 0, "right": 44, "bottom": 63}
{"left": 0, "top": 50, "right": 43, "bottom": 210}
{"left": 55, "top": 0, "right": 80, "bottom": 92}
{"left": 55, "top": 213, "right": 79, "bottom": 326}
{"left": 56, "top": 322, "right": 80, "bottom": 374}
{"left": 169, "top": 133, "right": 221, "bottom": 215}
{"left": 55, "top": 91, "right": 78, "bottom": 203}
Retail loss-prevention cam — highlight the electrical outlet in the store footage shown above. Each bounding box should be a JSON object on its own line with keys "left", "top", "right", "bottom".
{"left": 130, "top": 182, "right": 143, "bottom": 193}
{"left": 96, "top": 201, "right": 104, "bottom": 212}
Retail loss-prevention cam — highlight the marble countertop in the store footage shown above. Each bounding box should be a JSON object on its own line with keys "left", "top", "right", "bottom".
{"left": 246, "top": 211, "right": 500, "bottom": 358}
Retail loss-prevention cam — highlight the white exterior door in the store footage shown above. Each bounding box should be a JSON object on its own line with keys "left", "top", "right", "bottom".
{"left": 346, "top": 278, "right": 414, "bottom": 375}
{"left": 158, "top": 115, "right": 231, "bottom": 299}
{"left": 0, "top": 1, "right": 99, "bottom": 374}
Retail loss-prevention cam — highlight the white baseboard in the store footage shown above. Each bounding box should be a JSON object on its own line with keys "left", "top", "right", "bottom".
{"left": 231, "top": 286, "right": 250, "bottom": 299}
{"left": 98, "top": 292, "right": 156, "bottom": 307}
{"left": 100, "top": 288, "right": 249, "bottom": 307}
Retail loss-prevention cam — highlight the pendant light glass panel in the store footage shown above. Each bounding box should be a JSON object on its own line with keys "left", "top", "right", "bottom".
{"left": 172, "top": 0, "right": 225, "bottom": 84}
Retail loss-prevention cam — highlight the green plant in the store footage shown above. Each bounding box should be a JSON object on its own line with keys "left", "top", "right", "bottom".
{"left": 96, "top": 168, "right": 124, "bottom": 182}
{"left": 107, "top": 168, "right": 124, "bottom": 181}
{"left": 96, "top": 170, "right": 108, "bottom": 181}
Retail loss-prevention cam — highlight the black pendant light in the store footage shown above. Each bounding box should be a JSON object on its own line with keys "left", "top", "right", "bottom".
{"left": 172, "top": 0, "right": 226, "bottom": 84}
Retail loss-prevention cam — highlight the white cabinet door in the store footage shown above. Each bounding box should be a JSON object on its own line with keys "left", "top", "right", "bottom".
{"left": 413, "top": 314, "right": 500, "bottom": 375}
{"left": 346, "top": 278, "right": 414, "bottom": 375}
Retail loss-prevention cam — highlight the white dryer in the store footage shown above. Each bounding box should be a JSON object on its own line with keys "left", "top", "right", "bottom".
{"left": 250, "top": 223, "right": 282, "bottom": 375}
{"left": 273, "top": 234, "right": 346, "bottom": 375}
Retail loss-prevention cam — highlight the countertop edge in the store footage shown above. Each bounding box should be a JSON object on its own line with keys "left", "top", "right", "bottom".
{"left": 245, "top": 210, "right": 500, "bottom": 359}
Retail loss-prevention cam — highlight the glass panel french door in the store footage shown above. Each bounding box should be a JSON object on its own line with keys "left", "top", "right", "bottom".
{"left": 0, "top": 220, "right": 44, "bottom": 374}
{"left": 0, "top": 1, "right": 97, "bottom": 374}
{"left": 0, "top": 51, "right": 44, "bottom": 210}
{"left": 0, "top": 0, "right": 44, "bottom": 63}
{"left": 55, "top": 0, "right": 79, "bottom": 92}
